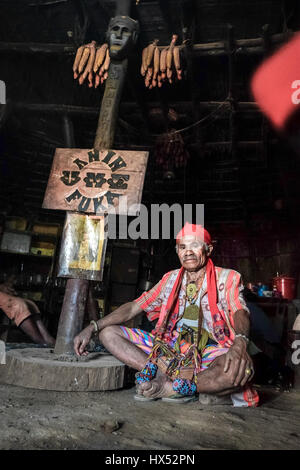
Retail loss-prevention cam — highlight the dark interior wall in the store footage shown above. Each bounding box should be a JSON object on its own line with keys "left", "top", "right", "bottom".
{"left": 1, "top": 0, "right": 300, "bottom": 290}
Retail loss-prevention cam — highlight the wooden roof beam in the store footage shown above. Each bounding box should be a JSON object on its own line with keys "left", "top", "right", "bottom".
{"left": 0, "top": 31, "right": 292, "bottom": 55}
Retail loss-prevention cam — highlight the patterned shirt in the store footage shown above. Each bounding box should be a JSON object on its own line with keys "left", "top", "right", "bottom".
{"left": 134, "top": 266, "right": 249, "bottom": 345}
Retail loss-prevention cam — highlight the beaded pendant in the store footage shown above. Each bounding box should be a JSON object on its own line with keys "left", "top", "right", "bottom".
{"left": 186, "top": 282, "right": 198, "bottom": 300}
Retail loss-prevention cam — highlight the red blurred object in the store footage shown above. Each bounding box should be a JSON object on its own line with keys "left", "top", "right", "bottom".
{"left": 251, "top": 32, "right": 300, "bottom": 132}
{"left": 272, "top": 276, "right": 296, "bottom": 300}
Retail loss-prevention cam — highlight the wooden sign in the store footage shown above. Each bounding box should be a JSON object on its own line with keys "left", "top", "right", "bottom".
{"left": 43, "top": 148, "right": 149, "bottom": 216}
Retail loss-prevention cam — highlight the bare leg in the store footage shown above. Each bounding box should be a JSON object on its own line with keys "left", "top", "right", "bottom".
{"left": 18, "top": 317, "right": 49, "bottom": 345}
{"left": 35, "top": 318, "right": 55, "bottom": 347}
{"left": 23, "top": 300, "right": 55, "bottom": 346}
{"left": 99, "top": 326, "right": 174, "bottom": 398}
{"left": 99, "top": 325, "right": 149, "bottom": 370}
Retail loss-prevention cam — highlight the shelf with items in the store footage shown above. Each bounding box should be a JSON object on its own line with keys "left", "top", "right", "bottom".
{"left": 0, "top": 216, "right": 60, "bottom": 254}
{"left": 0, "top": 218, "right": 62, "bottom": 306}
{"left": 0, "top": 232, "right": 60, "bottom": 257}
{"left": 30, "top": 222, "right": 60, "bottom": 257}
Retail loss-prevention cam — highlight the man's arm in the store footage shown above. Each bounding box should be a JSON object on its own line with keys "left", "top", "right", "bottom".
{"left": 74, "top": 301, "right": 143, "bottom": 356}
{"left": 97, "top": 301, "right": 143, "bottom": 331}
{"left": 224, "top": 308, "right": 254, "bottom": 387}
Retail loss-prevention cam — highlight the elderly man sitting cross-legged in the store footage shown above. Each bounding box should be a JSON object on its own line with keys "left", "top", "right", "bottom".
{"left": 74, "top": 223, "right": 259, "bottom": 407}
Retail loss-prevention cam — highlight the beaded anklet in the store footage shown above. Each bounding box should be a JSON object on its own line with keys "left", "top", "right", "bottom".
{"left": 172, "top": 378, "right": 197, "bottom": 396}
{"left": 136, "top": 362, "right": 197, "bottom": 397}
{"left": 135, "top": 361, "right": 158, "bottom": 384}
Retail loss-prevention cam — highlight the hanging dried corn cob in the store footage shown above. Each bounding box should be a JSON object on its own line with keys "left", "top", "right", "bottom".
{"left": 166, "top": 34, "right": 178, "bottom": 84}
{"left": 142, "top": 39, "right": 159, "bottom": 88}
{"left": 140, "top": 46, "right": 148, "bottom": 76}
{"left": 152, "top": 46, "right": 160, "bottom": 87}
{"left": 140, "top": 35, "right": 184, "bottom": 88}
{"left": 159, "top": 47, "right": 168, "bottom": 81}
{"left": 73, "top": 45, "right": 84, "bottom": 79}
{"left": 146, "top": 39, "right": 159, "bottom": 67}
{"left": 93, "top": 43, "right": 108, "bottom": 73}
{"left": 173, "top": 45, "right": 182, "bottom": 80}
{"left": 78, "top": 41, "right": 96, "bottom": 85}
{"left": 72, "top": 41, "right": 110, "bottom": 88}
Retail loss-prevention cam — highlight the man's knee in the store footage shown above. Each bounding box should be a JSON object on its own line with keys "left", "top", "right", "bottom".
{"left": 208, "top": 354, "right": 240, "bottom": 391}
{"left": 99, "top": 325, "right": 123, "bottom": 343}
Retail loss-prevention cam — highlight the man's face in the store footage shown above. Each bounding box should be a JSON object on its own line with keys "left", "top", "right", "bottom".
{"left": 176, "top": 234, "right": 213, "bottom": 272}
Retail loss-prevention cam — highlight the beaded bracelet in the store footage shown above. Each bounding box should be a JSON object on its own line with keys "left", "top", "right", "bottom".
{"left": 90, "top": 320, "right": 99, "bottom": 333}
{"left": 235, "top": 333, "right": 249, "bottom": 344}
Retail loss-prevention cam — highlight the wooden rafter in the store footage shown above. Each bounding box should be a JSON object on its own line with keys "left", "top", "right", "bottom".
{"left": 0, "top": 31, "right": 293, "bottom": 55}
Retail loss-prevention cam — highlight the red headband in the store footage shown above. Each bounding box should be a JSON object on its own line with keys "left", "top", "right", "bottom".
{"left": 176, "top": 222, "right": 212, "bottom": 245}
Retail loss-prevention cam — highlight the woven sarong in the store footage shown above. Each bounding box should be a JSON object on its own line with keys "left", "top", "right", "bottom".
{"left": 120, "top": 326, "right": 259, "bottom": 407}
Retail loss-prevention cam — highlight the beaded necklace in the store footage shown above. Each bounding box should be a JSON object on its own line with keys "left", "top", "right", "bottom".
{"left": 185, "top": 272, "right": 205, "bottom": 312}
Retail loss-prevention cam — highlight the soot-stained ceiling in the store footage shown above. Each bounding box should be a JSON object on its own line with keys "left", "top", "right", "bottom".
{"left": 0, "top": 0, "right": 300, "bottom": 231}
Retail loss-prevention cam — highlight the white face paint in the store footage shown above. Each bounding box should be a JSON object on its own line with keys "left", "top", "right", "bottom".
{"left": 107, "top": 17, "right": 139, "bottom": 60}
{"left": 176, "top": 234, "right": 213, "bottom": 272}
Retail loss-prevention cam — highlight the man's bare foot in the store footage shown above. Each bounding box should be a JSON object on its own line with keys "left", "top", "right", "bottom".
{"left": 136, "top": 370, "right": 175, "bottom": 399}
{"left": 142, "top": 378, "right": 174, "bottom": 398}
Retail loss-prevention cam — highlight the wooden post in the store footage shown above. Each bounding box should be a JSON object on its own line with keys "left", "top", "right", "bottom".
{"left": 54, "top": 279, "right": 89, "bottom": 355}
{"left": 94, "top": 59, "right": 128, "bottom": 150}
{"left": 54, "top": 2, "right": 139, "bottom": 355}
{"left": 54, "top": 113, "right": 91, "bottom": 355}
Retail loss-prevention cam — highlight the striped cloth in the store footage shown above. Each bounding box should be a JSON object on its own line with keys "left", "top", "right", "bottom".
{"left": 121, "top": 326, "right": 259, "bottom": 408}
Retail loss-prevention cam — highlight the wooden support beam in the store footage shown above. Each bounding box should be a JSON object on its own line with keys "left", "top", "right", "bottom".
{"left": 0, "top": 31, "right": 292, "bottom": 56}
{"left": 191, "top": 31, "right": 293, "bottom": 56}
{"left": 201, "top": 140, "right": 278, "bottom": 148}
{"left": 0, "top": 42, "right": 75, "bottom": 54}
{"left": 12, "top": 100, "right": 260, "bottom": 116}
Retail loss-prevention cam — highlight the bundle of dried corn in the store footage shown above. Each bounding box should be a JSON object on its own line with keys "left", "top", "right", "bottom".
{"left": 154, "top": 131, "right": 190, "bottom": 171}
{"left": 141, "top": 35, "right": 183, "bottom": 89}
{"left": 73, "top": 42, "right": 110, "bottom": 88}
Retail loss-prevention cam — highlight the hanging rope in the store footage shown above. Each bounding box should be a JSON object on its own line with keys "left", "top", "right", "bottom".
{"left": 169, "top": 100, "right": 228, "bottom": 135}
{"left": 120, "top": 99, "right": 229, "bottom": 140}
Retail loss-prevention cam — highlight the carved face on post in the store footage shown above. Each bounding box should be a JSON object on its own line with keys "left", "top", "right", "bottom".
{"left": 106, "top": 15, "right": 139, "bottom": 60}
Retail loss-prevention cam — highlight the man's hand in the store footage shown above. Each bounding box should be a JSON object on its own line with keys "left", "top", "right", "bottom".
{"left": 73, "top": 325, "right": 95, "bottom": 356}
{"left": 223, "top": 337, "right": 254, "bottom": 387}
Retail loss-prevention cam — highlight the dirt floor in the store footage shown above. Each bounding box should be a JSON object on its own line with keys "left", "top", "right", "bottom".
{"left": 0, "top": 378, "right": 300, "bottom": 450}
